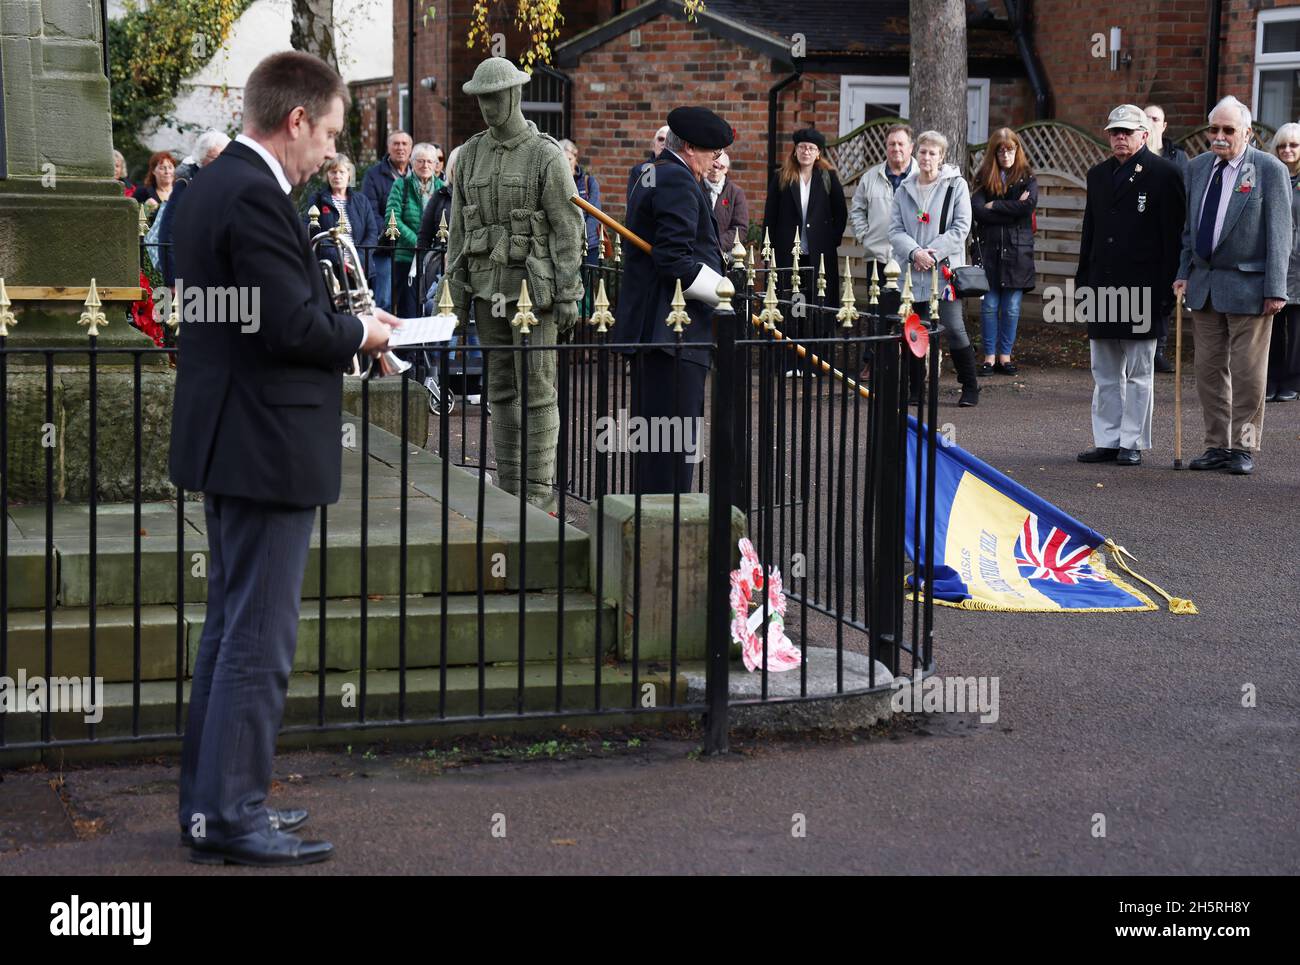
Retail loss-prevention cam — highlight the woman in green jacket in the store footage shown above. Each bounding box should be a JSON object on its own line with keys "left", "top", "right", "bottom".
{"left": 386, "top": 141, "right": 444, "bottom": 316}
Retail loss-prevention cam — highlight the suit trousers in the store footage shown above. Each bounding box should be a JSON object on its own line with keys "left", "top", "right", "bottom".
{"left": 1266, "top": 304, "right": 1300, "bottom": 394}
{"left": 1190, "top": 309, "right": 1274, "bottom": 450}
{"left": 178, "top": 494, "right": 316, "bottom": 843}
{"left": 629, "top": 349, "right": 708, "bottom": 495}
{"left": 1089, "top": 338, "right": 1156, "bottom": 450}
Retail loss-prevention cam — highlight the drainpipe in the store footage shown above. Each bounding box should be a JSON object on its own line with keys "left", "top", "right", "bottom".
{"left": 1004, "top": 0, "right": 1050, "bottom": 119}
{"left": 768, "top": 70, "right": 801, "bottom": 182}
{"left": 1206, "top": 0, "right": 1223, "bottom": 114}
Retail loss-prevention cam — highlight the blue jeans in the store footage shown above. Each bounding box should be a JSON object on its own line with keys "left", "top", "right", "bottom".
{"left": 369, "top": 255, "right": 393, "bottom": 312}
{"left": 980, "top": 288, "right": 1023, "bottom": 357}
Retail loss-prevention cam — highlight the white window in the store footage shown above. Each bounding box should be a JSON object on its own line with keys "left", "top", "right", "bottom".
{"left": 838, "top": 76, "right": 990, "bottom": 144}
{"left": 1255, "top": 8, "right": 1300, "bottom": 130}
{"left": 398, "top": 85, "right": 411, "bottom": 135}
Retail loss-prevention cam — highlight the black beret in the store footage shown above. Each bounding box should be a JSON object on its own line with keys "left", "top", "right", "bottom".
{"left": 792, "top": 128, "right": 827, "bottom": 151}
{"left": 667, "top": 106, "right": 734, "bottom": 150}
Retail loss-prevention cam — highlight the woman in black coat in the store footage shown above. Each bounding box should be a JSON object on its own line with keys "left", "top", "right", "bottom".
{"left": 762, "top": 129, "right": 849, "bottom": 344}
{"left": 970, "top": 127, "right": 1038, "bottom": 375}
{"left": 303, "top": 154, "right": 380, "bottom": 282}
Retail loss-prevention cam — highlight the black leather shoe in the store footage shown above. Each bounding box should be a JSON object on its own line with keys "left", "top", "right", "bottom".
{"left": 980, "top": 362, "right": 994, "bottom": 376}
{"left": 998, "top": 361, "right": 1018, "bottom": 375}
{"left": 1154, "top": 355, "right": 1175, "bottom": 374}
{"left": 180, "top": 808, "right": 308, "bottom": 847}
{"left": 1077, "top": 447, "right": 1119, "bottom": 463}
{"left": 190, "top": 828, "right": 333, "bottom": 867}
{"left": 1225, "top": 449, "right": 1255, "bottom": 475}
{"left": 1115, "top": 447, "right": 1141, "bottom": 465}
{"left": 1277, "top": 390, "right": 1299, "bottom": 401}
{"left": 1189, "top": 447, "right": 1232, "bottom": 470}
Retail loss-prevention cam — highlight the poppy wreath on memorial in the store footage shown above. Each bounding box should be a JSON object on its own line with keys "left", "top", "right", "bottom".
{"left": 728, "top": 538, "right": 801, "bottom": 673}
{"left": 129, "top": 269, "right": 166, "bottom": 348}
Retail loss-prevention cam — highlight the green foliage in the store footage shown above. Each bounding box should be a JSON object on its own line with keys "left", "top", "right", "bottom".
{"left": 108, "top": 0, "right": 254, "bottom": 173}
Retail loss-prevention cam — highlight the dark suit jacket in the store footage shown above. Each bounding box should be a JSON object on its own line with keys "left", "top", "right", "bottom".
{"left": 762, "top": 167, "right": 849, "bottom": 301}
{"left": 710, "top": 178, "right": 749, "bottom": 254}
{"left": 169, "top": 139, "right": 365, "bottom": 508}
{"left": 1076, "top": 146, "right": 1186, "bottom": 339}
{"left": 613, "top": 150, "right": 723, "bottom": 368}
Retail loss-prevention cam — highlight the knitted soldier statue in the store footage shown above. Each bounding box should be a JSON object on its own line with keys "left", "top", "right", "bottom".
{"left": 444, "top": 57, "right": 585, "bottom": 509}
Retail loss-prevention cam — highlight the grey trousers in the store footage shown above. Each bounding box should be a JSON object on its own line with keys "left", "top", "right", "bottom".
{"left": 1090, "top": 338, "right": 1156, "bottom": 450}
{"left": 178, "top": 494, "right": 316, "bottom": 844}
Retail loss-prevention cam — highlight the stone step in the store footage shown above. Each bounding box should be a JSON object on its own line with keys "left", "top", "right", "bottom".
{"left": 3, "top": 592, "right": 617, "bottom": 684}
{"left": 4, "top": 444, "right": 589, "bottom": 609}
{"left": 1, "top": 663, "right": 691, "bottom": 746}
{"left": 183, "top": 592, "right": 618, "bottom": 676}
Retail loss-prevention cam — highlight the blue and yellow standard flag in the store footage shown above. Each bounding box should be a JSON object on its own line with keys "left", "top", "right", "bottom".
{"left": 905, "top": 418, "right": 1195, "bottom": 614}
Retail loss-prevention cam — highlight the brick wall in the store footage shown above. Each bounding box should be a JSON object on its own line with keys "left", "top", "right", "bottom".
{"left": 1033, "top": 0, "right": 1300, "bottom": 135}
{"left": 987, "top": 77, "right": 1034, "bottom": 132}
{"left": 566, "top": 15, "right": 852, "bottom": 227}
{"left": 350, "top": 77, "right": 393, "bottom": 168}
{"left": 394, "top": 0, "right": 614, "bottom": 155}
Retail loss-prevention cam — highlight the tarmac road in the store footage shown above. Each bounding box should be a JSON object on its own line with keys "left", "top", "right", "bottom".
{"left": 1, "top": 367, "right": 1297, "bottom": 875}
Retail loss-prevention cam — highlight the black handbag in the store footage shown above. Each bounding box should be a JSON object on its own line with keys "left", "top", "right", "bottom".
{"left": 937, "top": 185, "right": 990, "bottom": 298}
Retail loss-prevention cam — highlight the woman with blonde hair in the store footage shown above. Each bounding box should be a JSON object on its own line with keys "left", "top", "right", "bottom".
{"left": 970, "top": 127, "right": 1038, "bottom": 375}
{"left": 889, "top": 129, "right": 980, "bottom": 405}
{"left": 1266, "top": 122, "right": 1300, "bottom": 401}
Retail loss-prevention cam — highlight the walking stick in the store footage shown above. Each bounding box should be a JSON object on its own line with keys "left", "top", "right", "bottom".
{"left": 571, "top": 194, "right": 872, "bottom": 400}
{"left": 1173, "top": 291, "right": 1184, "bottom": 469}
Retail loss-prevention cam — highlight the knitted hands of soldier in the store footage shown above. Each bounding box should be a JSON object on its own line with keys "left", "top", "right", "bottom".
{"left": 554, "top": 300, "right": 579, "bottom": 334}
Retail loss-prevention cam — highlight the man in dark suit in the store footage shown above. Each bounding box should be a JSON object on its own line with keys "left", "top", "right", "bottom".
{"left": 705, "top": 151, "right": 749, "bottom": 255}
{"left": 169, "top": 51, "right": 396, "bottom": 866}
{"left": 1075, "top": 104, "right": 1185, "bottom": 468}
{"left": 614, "top": 107, "right": 732, "bottom": 494}
{"left": 1174, "top": 95, "right": 1292, "bottom": 476}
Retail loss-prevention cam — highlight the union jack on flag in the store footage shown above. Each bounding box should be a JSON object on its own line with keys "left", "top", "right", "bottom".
{"left": 1014, "top": 513, "right": 1108, "bottom": 585}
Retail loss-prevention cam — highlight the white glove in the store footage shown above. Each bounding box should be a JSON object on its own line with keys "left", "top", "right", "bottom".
{"left": 682, "top": 264, "right": 725, "bottom": 307}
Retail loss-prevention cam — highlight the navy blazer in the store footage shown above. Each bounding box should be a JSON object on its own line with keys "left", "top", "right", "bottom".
{"left": 1077, "top": 146, "right": 1185, "bottom": 338}
{"left": 169, "top": 140, "right": 365, "bottom": 508}
{"left": 613, "top": 150, "right": 723, "bottom": 368}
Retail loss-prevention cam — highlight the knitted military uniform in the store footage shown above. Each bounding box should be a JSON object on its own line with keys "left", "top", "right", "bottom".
{"left": 445, "top": 118, "right": 584, "bottom": 508}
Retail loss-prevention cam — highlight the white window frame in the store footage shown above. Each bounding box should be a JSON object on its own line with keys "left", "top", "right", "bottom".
{"left": 1253, "top": 7, "right": 1300, "bottom": 128}
{"left": 398, "top": 85, "right": 411, "bottom": 135}
{"left": 838, "top": 75, "right": 990, "bottom": 144}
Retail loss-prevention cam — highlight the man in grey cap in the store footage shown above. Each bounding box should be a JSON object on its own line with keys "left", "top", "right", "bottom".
{"left": 442, "top": 56, "right": 585, "bottom": 509}
{"left": 1075, "top": 104, "right": 1185, "bottom": 467}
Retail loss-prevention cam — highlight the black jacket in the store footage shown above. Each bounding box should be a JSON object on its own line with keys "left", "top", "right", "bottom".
{"left": 613, "top": 150, "right": 723, "bottom": 368}
{"left": 762, "top": 167, "right": 849, "bottom": 302}
{"left": 1076, "top": 146, "right": 1186, "bottom": 339}
{"left": 168, "top": 140, "right": 365, "bottom": 507}
{"left": 971, "top": 175, "right": 1038, "bottom": 292}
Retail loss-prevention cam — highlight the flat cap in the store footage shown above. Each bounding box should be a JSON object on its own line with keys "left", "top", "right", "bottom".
{"left": 1105, "top": 104, "right": 1149, "bottom": 132}
{"left": 463, "top": 57, "right": 531, "bottom": 95}
{"left": 667, "top": 106, "right": 734, "bottom": 150}
{"left": 792, "top": 128, "right": 827, "bottom": 151}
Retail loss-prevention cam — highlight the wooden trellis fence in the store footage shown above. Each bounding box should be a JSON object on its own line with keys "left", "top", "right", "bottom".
{"left": 830, "top": 117, "right": 1277, "bottom": 322}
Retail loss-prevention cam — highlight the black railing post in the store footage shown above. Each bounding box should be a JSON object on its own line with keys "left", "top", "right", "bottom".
{"left": 704, "top": 278, "right": 739, "bottom": 755}
{"left": 870, "top": 330, "right": 903, "bottom": 677}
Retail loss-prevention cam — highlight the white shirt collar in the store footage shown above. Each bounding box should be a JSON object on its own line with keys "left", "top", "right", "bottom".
{"left": 235, "top": 134, "right": 293, "bottom": 194}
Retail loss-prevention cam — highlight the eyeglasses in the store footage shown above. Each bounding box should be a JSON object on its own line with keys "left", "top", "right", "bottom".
{"left": 1106, "top": 129, "right": 1138, "bottom": 136}
{"left": 995, "top": 146, "right": 1016, "bottom": 154}
{"left": 1207, "top": 126, "right": 1238, "bottom": 135}
{"left": 1279, "top": 142, "right": 1300, "bottom": 149}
